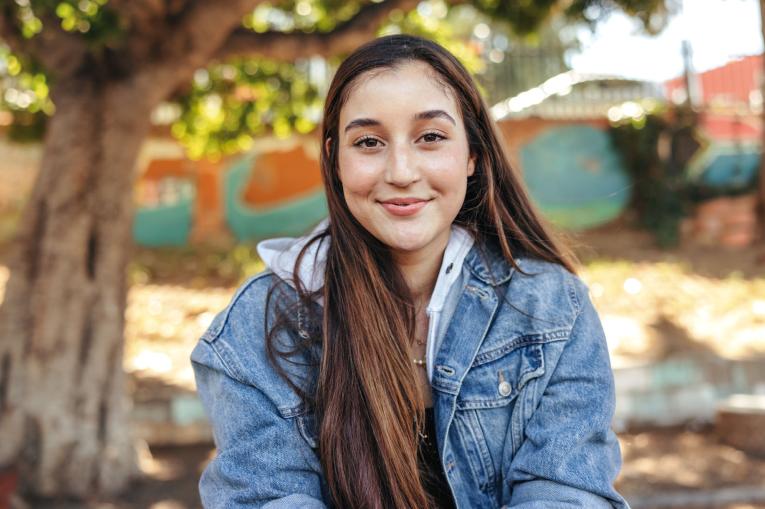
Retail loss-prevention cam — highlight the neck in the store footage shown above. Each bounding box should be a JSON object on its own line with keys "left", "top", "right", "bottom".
{"left": 392, "top": 234, "right": 449, "bottom": 309}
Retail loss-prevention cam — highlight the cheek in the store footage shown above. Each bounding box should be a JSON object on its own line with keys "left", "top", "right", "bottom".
{"left": 338, "top": 153, "right": 380, "bottom": 197}
{"left": 421, "top": 149, "right": 471, "bottom": 193}
{"left": 440, "top": 178, "right": 468, "bottom": 213}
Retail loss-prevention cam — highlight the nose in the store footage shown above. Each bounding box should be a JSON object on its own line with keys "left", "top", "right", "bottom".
{"left": 384, "top": 144, "right": 420, "bottom": 187}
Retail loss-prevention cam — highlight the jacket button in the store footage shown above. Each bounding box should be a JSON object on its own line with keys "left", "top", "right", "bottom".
{"left": 498, "top": 381, "right": 512, "bottom": 396}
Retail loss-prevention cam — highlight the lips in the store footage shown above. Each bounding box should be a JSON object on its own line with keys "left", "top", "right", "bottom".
{"left": 378, "top": 197, "right": 431, "bottom": 217}
{"left": 380, "top": 197, "right": 428, "bottom": 205}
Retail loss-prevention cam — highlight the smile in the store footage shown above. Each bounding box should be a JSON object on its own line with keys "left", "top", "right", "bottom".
{"left": 378, "top": 198, "right": 431, "bottom": 217}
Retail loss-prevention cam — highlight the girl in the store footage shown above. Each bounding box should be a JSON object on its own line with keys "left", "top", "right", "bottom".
{"left": 192, "top": 34, "right": 629, "bottom": 509}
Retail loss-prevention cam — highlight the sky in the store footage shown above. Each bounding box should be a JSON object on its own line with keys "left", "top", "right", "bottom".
{"left": 568, "top": 0, "right": 763, "bottom": 82}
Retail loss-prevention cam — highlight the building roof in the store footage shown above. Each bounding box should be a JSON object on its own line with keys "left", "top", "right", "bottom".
{"left": 491, "top": 70, "right": 665, "bottom": 121}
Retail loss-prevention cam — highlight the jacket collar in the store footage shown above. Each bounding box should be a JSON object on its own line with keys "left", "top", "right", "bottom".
{"left": 463, "top": 240, "right": 525, "bottom": 286}
{"left": 257, "top": 219, "right": 477, "bottom": 307}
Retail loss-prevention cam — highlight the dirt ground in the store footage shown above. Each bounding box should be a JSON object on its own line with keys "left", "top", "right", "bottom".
{"left": 21, "top": 427, "right": 765, "bottom": 509}
{"left": 571, "top": 222, "right": 765, "bottom": 368}
{"left": 17, "top": 445, "right": 210, "bottom": 509}
{"left": 617, "top": 425, "right": 765, "bottom": 505}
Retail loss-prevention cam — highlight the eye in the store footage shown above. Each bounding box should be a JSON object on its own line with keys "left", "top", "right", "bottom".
{"left": 353, "top": 136, "right": 383, "bottom": 149}
{"left": 420, "top": 131, "right": 446, "bottom": 144}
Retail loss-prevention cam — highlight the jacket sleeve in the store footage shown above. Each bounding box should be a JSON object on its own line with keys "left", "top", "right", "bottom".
{"left": 505, "top": 279, "right": 630, "bottom": 509}
{"left": 191, "top": 338, "right": 328, "bottom": 509}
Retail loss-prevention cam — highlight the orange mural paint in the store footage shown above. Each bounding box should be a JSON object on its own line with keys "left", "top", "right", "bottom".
{"left": 242, "top": 145, "right": 322, "bottom": 206}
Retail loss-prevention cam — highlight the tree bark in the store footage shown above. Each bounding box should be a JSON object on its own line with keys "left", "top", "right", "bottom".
{"left": 0, "top": 74, "right": 156, "bottom": 497}
{"left": 0, "top": 0, "right": 263, "bottom": 498}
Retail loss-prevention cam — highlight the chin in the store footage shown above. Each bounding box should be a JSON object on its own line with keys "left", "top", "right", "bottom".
{"left": 380, "top": 229, "right": 437, "bottom": 253}
{"left": 386, "top": 240, "right": 428, "bottom": 252}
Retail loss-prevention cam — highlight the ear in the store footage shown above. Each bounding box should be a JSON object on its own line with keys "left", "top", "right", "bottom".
{"left": 467, "top": 154, "right": 476, "bottom": 177}
{"left": 324, "top": 137, "right": 332, "bottom": 158}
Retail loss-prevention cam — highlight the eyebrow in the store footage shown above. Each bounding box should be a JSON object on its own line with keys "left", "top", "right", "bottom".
{"left": 343, "top": 109, "right": 456, "bottom": 133}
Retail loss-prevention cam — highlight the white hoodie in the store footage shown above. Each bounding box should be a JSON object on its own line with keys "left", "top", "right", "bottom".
{"left": 256, "top": 218, "right": 474, "bottom": 382}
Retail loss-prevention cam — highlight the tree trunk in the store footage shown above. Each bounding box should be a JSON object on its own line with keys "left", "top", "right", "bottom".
{"left": 0, "top": 74, "right": 156, "bottom": 497}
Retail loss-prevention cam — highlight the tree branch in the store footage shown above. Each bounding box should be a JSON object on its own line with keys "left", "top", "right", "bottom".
{"left": 108, "top": 0, "right": 168, "bottom": 29}
{"left": 215, "top": 0, "right": 422, "bottom": 61}
{"left": 0, "top": 6, "right": 26, "bottom": 56}
{"left": 0, "top": 4, "right": 88, "bottom": 78}
{"left": 106, "top": 0, "right": 189, "bottom": 72}
{"left": 134, "top": 0, "right": 268, "bottom": 102}
{"left": 107, "top": 0, "right": 196, "bottom": 39}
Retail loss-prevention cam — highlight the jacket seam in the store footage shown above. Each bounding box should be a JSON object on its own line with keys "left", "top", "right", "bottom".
{"left": 455, "top": 413, "right": 490, "bottom": 493}
{"left": 201, "top": 270, "right": 274, "bottom": 343}
{"left": 205, "top": 337, "right": 310, "bottom": 420}
{"left": 471, "top": 409, "right": 496, "bottom": 494}
{"left": 472, "top": 330, "right": 569, "bottom": 366}
{"left": 567, "top": 275, "right": 582, "bottom": 316}
{"left": 202, "top": 339, "right": 254, "bottom": 390}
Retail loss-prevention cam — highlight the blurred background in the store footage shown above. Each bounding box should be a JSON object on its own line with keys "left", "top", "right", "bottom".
{"left": 0, "top": 0, "right": 764, "bottom": 507}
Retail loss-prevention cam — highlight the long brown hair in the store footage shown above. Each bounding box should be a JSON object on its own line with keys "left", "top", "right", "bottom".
{"left": 265, "top": 34, "right": 576, "bottom": 509}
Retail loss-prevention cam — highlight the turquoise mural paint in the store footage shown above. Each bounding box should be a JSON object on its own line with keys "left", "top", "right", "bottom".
{"left": 651, "top": 359, "right": 700, "bottom": 389}
{"left": 224, "top": 153, "right": 329, "bottom": 241}
{"left": 538, "top": 199, "right": 625, "bottom": 231}
{"left": 687, "top": 141, "right": 759, "bottom": 188}
{"left": 133, "top": 180, "right": 195, "bottom": 247}
{"left": 171, "top": 394, "right": 208, "bottom": 426}
{"left": 520, "top": 125, "right": 631, "bottom": 230}
{"left": 731, "top": 363, "right": 749, "bottom": 392}
{"left": 631, "top": 391, "right": 669, "bottom": 421}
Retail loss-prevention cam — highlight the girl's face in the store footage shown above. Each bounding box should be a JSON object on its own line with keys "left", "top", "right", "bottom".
{"left": 333, "top": 60, "right": 475, "bottom": 259}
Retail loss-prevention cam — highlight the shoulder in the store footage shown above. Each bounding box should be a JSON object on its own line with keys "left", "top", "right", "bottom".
{"left": 190, "top": 271, "right": 310, "bottom": 415}
{"left": 199, "top": 271, "right": 278, "bottom": 343}
{"left": 513, "top": 256, "right": 588, "bottom": 316}
{"left": 464, "top": 241, "right": 589, "bottom": 329}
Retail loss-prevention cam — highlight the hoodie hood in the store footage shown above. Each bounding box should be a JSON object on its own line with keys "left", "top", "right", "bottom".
{"left": 256, "top": 218, "right": 473, "bottom": 303}
{"left": 256, "top": 218, "right": 331, "bottom": 295}
{"left": 256, "top": 218, "right": 475, "bottom": 382}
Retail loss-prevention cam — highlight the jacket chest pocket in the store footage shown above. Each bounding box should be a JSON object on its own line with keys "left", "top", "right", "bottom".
{"left": 457, "top": 341, "right": 546, "bottom": 410}
{"left": 452, "top": 341, "right": 548, "bottom": 495}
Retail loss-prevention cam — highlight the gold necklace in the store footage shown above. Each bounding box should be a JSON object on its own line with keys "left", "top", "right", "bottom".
{"left": 412, "top": 333, "right": 426, "bottom": 365}
{"left": 412, "top": 303, "right": 427, "bottom": 366}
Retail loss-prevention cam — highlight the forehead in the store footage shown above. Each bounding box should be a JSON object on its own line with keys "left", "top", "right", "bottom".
{"left": 340, "top": 60, "right": 460, "bottom": 121}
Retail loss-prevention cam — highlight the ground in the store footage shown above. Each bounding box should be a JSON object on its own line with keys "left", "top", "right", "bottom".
{"left": 572, "top": 222, "right": 765, "bottom": 367}
{"left": 3, "top": 220, "right": 765, "bottom": 509}
{"left": 17, "top": 432, "right": 765, "bottom": 509}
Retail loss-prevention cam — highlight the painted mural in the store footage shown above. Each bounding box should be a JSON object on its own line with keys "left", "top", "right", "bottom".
{"left": 2, "top": 110, "right": 758, "bottom": 248}
{"left": 131, "top": 138, "right": 327, "bottom": 247}
{"left": 133, "top": 159, "right": 196, "bottom": 246}
{"left": 519, "top": 125, "right": 631, "bottom": 230}
{"left": 224, "top": 144, "right": 327, "bottom": 241}
{"left": 132, "top": 124, "right": 631, "bottom": 244}
{"left": 123, "top": 116, "right": 765, "bottom": 246}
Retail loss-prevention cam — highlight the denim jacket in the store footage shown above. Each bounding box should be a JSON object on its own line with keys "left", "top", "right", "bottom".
{"left": 191, "top": 242, "right": 630, "bottom": 509}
